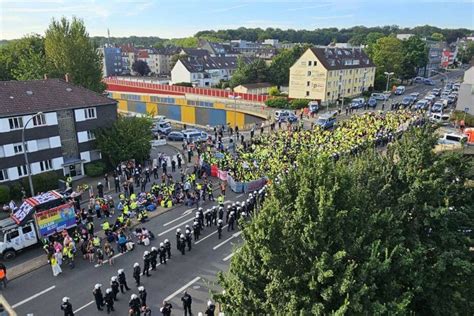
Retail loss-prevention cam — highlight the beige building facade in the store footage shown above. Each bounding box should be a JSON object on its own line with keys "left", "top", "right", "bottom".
{"left": 289, "top": 47, "right": 376, "bottom": 103}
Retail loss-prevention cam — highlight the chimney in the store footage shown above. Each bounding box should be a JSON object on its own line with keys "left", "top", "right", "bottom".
{"left": 43, "top": 74, "right": 48, "bottom": 80}
{"left": 65, "top": 73, "right": 69, "bottom": 82}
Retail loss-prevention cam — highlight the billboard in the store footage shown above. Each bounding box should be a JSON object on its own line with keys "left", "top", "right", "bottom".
{"left": 34, "top": 203, "right": 76, "bottom": 237}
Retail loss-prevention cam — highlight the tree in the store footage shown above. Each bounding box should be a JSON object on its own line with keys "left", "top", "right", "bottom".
{"left": 458, "top": 41, "right": 474, "bottom": 64}
{"left": 371, "top": 37, "right": 404, "bottom": 89}
{"left": 365, "top": 32, "right": 386, "bottom": 58}
{"left": 45, "top": 17, "right": 105, "bottom": 92}
{"left": 132, "top": 60, "right": 151, "bottom": 76}
{"left": 267, "top": 45, "right": 308, "bottom": 86}
{"left": 218, "top": 126, "right": 474, "bottom": 314}
{"left": 400, "top": 36, "right": 428, "bottom": 82}
{"left": 229, "top": 57, "right": 268, "bottom": 88}
{"left": 431, "top": 32, "right": 445, "bottom": 42}
{"left": 95, "top": 115, "right": 153, "bottom": 167}
{"left": 268, "top": 86, "right": 280, "bottom": 96}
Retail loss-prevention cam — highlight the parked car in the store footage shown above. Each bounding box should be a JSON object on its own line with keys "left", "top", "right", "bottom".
{"left": 447, "top": 95, "right": 457, "bottom": 105}
{"left": 401, "top": 96, "right": 414, "bottom": 108}
{"left": 409, "top": 92, "right": 420, "bottom": 100}
{"left": 424, "top": 78, "right": 435, "bottom": 85}
{"left": 315, "top": 114, "right": 336, "bottom": 130}
{"left": 437, "top": 133, "right": 467, "bottom": 145}
{"left": 430, "top": 113, "right": 451, "bottom": 125}
{"left": 275, "top": 110, "right": 298, "bottom": 123}
{"left": 151, "top": 120, "right": 172, "bottom": 136}
{"left": 350, "top": 98, "right": 365, "bottom": 109}
{"left": 431, "top": 102, "right": 444, "bottom": 113}
{"left": 414, "top": 100, "right": 429, "bottom": 110}
{"left": 394, "top": 86, "right": 406, "bottom": 95}
{"left": 432, "top": 88, "right": 441, "bottom": 96}
{"left": 414, "top": 76, "right": 424, "bottom": 83}
{"left": 367, "top": 97, "right": 377, "bottom": 108}
{"left": 308, "top": 101, "right": 319, "bottom": 114}
{"left": 371, "top": 93, "right": 388, "bottom": 101}
{"left": 167, "top": 131, "right": 185, "bottom": 141}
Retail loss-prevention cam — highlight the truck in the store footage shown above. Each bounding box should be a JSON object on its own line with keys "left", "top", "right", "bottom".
{"left": 0, "top": 190, "right": 77, "bottom": 260}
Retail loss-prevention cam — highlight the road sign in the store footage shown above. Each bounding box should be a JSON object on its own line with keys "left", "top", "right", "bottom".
{"left": 465, "top": 107, "right": 469, "bottom": 113}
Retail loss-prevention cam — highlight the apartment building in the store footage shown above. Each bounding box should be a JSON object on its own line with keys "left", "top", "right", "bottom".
{"left": 289, "top": 47, "right": 376, "bottom": 102}
{"left": 0, "top": 79, "right": 117, "bottom": 184}
{"left": 100, "top": 46, "right": 123, "bottom": 77}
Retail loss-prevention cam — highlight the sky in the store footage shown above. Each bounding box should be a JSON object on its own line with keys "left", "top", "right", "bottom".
{"left": 1, "top": 0, "right": 473, "bottom": 40}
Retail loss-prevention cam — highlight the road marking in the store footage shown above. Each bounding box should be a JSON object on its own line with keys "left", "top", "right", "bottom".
{"left": 164, "top": 276, "right": 201, "bottom": 302}
{"left": 195, "top": 225, "right": 228, "bottom": 244}
{"left": 95, "top": 251, "right": 124, "bottom": 268}
{"left": 163, "top": 210, "right": 195, "bottom": 227}
{"left": 236, "top": 194, "right": 244, "bottom": 198}
{"left": 12, "top": 285, "right": 56, "bottom": 308}
{"left": 223, "top": 252, "right": 235, "bottom": 261}
{"left": 213, "top": 231, "right": 242, "bottom": 250}
{"left": 73, "top": 300, "right": 94, "bottom": 313}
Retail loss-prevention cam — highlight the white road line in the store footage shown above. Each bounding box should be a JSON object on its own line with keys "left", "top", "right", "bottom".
{"left": 73, "top": 300, "right": 94, "bottom": 313}
{"left": 12, "top": 285, "right": 56, "bottom": 308}
{"left": 164, "top": 276, "right": 201, "bottom": 302}
{"left": 95, "top": 251, "right": 124, "bottom": 268}
{"left": 195, "top": 225, "right": 228, "bottom": 244}
{"left": 213, "top": 231, "right": 242, "bottom": 250}
{"left": 223, "top": 252, "right": 235, "bottom": 261}
{"left": 236, "top": 194, "right": 244, "bottom": 198}
{"left": 163, "top": 211, "right": 194, "bottom": 227}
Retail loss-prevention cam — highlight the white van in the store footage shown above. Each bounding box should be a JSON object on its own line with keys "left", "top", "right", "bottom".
{"left": 438, "top": 133, "right": 467, "bottom": 145}
{"left": 430, "top": 113, "right": 450, "bottom": 125}
{"left": 395, "top": 86, "right": 406, "bottom": 95}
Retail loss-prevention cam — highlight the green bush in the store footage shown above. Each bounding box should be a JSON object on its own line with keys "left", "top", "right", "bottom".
{"left": 9, "top": 182, "right": 24, "bottom": 200}
{"left": 265, "top": 97, "right": 290, "bottom": 109}
{"left": 0, "top": 185, "right": 10, "bottom": 204}
{"left": 84, "top": 161, "right": 106, "bottom": 177}
{"left": 21, "top": 171, "right": 59, "bottom": 195}
{"left": 290, "top": 99, "right": 309, "bottom": 110}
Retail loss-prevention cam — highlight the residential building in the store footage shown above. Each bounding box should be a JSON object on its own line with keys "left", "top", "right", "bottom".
{"left": 152, "top": 47, "right": 180, "bottom": 75}
{"left": 230, "top": 40, "right": 277, "bottom": 59}
{"left": 179, "top": 48, "right": 211, "bottom": 59}
{"left": 441, "top": 49, "right": 456, "bottom": 69}
{"left": 419, "top": 40, "right": 447, "bottom": 77}
{"left": 263, "top": 39, "right": 281, "bottom": 48}
{"left": 198, "top": 39, "right": 239, "bottom": 57}
{"left": 100, "top": 46, "right": 123, "bottom": 77}
{"left": 0, "top": 79, "right": 117, "bottom": 183}
{"left": 396, "top": 34, "right": 415, "bottom": 40}
{"left": 171, "top": 55, "right": 254, "bottom": 87}
{"left": 456, "top": 66, "right": 474, "bottom": 115}
{"left": 120, "top": 44, "right": 137, "bottom": 75}
{"left": 289, "top": 47, "right": 376, "bottom": 102}
{"left": 234, "top": 83, "right": 274, "bottom": 95}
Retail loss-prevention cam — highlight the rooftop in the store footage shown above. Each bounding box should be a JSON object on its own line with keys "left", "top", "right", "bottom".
{"left": 179, "top": 56, "right": 254, "bottom": 73}
{"left": 0, "top": 79, "right": 115, "bottom": 117}
{"left": 309, "top": 47, "right": 375, "bottom": 70}
{"left": 236, "top": 82, "right": 273, "bottom": 89}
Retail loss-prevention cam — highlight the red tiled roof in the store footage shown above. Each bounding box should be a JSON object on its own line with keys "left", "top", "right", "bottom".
{"left": 0, "top": 79, "right": 116, "bottom": 117}
{"left": 137, "top": 50, "right": 149, "bottom": 59}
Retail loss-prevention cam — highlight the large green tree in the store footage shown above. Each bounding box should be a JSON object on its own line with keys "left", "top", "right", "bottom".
{"left": 218, "top": 126, "right": 473, "bottom": 314}
{"left": 458, "top": 41, "right": 474, "bottom": 64}
{"left": 45, "top": 17, "right": 105, "bottom": 92}
{"left": 400, "top": 36, "right": 428, "bottom": 82}
{"left": 95, "top": 115, "right": 153, "bottom": 167}
{"left": 229, "top": 57, "right": 268, "bottom": 88}
{"left": 267, "top": 45, "right": 307, "bottom": 86}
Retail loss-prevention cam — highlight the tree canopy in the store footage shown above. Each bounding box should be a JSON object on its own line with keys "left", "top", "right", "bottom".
{"left": 132, "top": 60, "right": 151, "bottom": 76}
{"left": 95, "top": 115, "right": 153, "bottom": 167}
{"left": 218, "top": 126, "right": 474, "bottom": 314}
{"left": 458, "top": 41, "right": 474, "bottom": 64}
{"left": 229, "top": 57, "right": 269, "bottom": 88}
{"left": 267, "top": 45, "right": 308, "bottom": 86}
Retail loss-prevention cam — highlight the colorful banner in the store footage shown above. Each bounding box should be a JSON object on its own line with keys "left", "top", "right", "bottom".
{"left": 217, "top": 169, "right": 228, "bottom": 181}
{"left": 35, "top": 204, "right": 76, "bottom": 237}
{"left": 12, "top": 190, "right": 63, "bottom": 224}
{"left": 227, "top": 174, "right": 244, "bottom": 193}
{"left": 245, "top": 177, "right": 267, "bottom": 193}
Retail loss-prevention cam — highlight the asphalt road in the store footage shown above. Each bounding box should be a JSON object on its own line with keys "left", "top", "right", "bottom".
{"left": 3, "top": 187, "right": 248, "bottom": 315}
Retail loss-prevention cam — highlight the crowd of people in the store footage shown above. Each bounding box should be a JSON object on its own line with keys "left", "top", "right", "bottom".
{"left": 201, "top": 110, "right": 423, "bottom": 182}
{"left": 59, "top": 188, "right": 267, "bottom": 315}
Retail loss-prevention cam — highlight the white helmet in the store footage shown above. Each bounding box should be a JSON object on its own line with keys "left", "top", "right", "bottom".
{"left": 94, "top": 284, "right": 102, "bottom": 289}
{"left": 218, "top": 219, "right": 223, "bottom": 224}
{"left": 249, "top": 193, "right": 253, "bottom": 197}
{"left": 230, "top": 211, "right": 235, "bottom": 215}
{"left": 138, "top": 286, "right": 145, "bottom": 292}
{"left": 198, "top": 207, "right": 203, "bottom": 211}
{"left": 131, "top": 294, "right": 138, "bottom": 299}
{"left": 160, "top": 242, "right": 164, "bottom": 247}
{"left": 62, "top": 297, "right": 69, "bottom": 303}
{"left": 133, "top": 262, "right": 140, "bottom": 267}
{"left": 144, "top": 251, "right": 149, "bottom": 256}
{"left": 207, "top": 300, "right": 213, "bottom": 307}
{"left": 177, "top": 228, "right": 181, "bottom": 233}
{"left": 185, "top": 224, "right": 190, "bottom": 229}
{"left": 164, "top": 239, "right": 169, "bottom": 243}
{"left": 151, "top": 246, "right": 157, "bottom": 251}
{"left": 212, "top": 206, "right": 217, "bottom": 210}
{"left": 236, "top": 201, "right": 240, "bottom": 205}
{"left": 180, "top": 234, "right": 185, "bottom": 238}
{"left": 195, "top": 215, "right": 199, "bottom": 219}
{"left": 193, "top": 221, "right": 198, "bottom": 225}
{"left": 106, "top": 288, "right": 112, "bottom": 294}
{"left": 111, "top": 276, "right": 117, "bottom": 282}
{"left": 118, "top": 269, "right": 124, "bottom": 274}
{"left": 247, "top": 199, "right": 250, "bottom": 203}
{"left": 219, "top": 207, "right": 223, "bottom": 211}
{"left": 195, "top": 211, "right": 200, "bottom": 215}
{"left": 227, "top": 205, "right": 231, "bottom": 209}
{"left": 232, "top": 203, "right": 236, "bottom": 207}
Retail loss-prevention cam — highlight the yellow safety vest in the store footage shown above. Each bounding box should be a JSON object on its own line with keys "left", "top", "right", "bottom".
{"left": 102, "top": 222, "right": 110, "bottom": 230}
{"left": 167, "top": 200, "right": 172, "bottom": 208}
{"left": 130, "top": 202, "right": 137, "bottom": 210}
{"left": 93, "top": 237, "right": 101, "bottom": 247}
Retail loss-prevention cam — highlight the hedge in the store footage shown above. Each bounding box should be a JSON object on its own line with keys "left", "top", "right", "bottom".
{"left": 85, "top": 161, "right": 106, "bottom": 177}
{"left": 290, "top": 99, "right": 309, "bottom": 110}
{"left": 265, "top": 97, "right": 290, "bottom": 109}
{"left": 21, "top": 171, "right": 60, "bottom": 195}
{"left": 0, "top": 185, "right": 10, "bottom": 204}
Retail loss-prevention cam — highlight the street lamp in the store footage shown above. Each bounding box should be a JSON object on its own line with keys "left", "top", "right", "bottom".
{"left": 22, "top": 112, "right": 43, "bottom": 197}
{"left": 228, "top": 94, "right": 241, "bottom": 132}
{"left": 384, "top": 72, "right": 394, "bottom": 93}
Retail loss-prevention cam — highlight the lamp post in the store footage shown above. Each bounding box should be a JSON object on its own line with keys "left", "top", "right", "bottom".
{"left": 228, "top": 94, "right": 241, "bottom": 132}
{"left": 22, "top": 112, "right": 43, "bottom": 197}
{"left": 384, "top": 71, "right": 394, "bottom": 92}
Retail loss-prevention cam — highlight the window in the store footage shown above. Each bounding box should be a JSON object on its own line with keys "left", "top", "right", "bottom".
{"left": 0, "top": 146, "right": 4, "bottom": 158}
{"left": 8, "top": 117, "right": 23, "bottom": 130}
{"left": 0, "top": 169, "right": 8, "bottom": 182}
{"left": 22, "top": 225, "right": 33, "bottom": 234}
{"left": 36, "top": 138, "right": 51, "bottom": 150}
{"left": 84, "top": 107, "right": 96, "bottom": 119}
{"left": 308, "top": 61, "right": 312, "bottom": 66}
{"left": 13, "top": 143, "right": 25, "bottom": 154}
{"left": 307, "top": 71, "right": 311, "bottom": 76}
{"left": 314, "top": 61, "right": 317, "bottom": 66}
{"left": 87, "top": 131, "right": 96, "bottom": 140}
{"left": 17, "top": 165, "right": 28, "bottom": 177}
{"left": 306, "top": 91, "right": 310, "bottom": 97}
{"left": 32, "top": 114, "right": 46, "bottom": 127}
{"left": 347, "top": 88, "right": 351, "bottom": 93}
{"left": 40, "top": 160, "right": 53, "bottom": 172}
{"left": 7, "top": 230, "right": 19, "bottom": 241}
{"left": 306, "top": 81, "right": 310, "bottom": 87}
